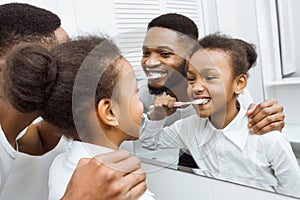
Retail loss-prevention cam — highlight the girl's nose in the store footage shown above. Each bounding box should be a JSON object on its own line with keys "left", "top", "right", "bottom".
{"left": 193, "top": 81, "right": 205, "bottom": 94}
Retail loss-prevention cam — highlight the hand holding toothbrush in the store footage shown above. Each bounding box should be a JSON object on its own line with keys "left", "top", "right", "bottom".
{"left": 147, "top": 95, "right": 177, "bottom": 121}
{"left": 147, "top": 95, "right": 209, "bottom": 121}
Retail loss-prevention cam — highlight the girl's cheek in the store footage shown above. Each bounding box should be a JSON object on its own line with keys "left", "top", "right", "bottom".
{"left": 187, "top": 85, "right": 194, "bottom": 98}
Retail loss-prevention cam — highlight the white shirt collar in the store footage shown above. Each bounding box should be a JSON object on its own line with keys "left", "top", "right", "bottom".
{"left": 68, "top": 141, "right": 114, "bottom": 165}
{"left": 209, "top": 106, "right": 249, "bottom": 150}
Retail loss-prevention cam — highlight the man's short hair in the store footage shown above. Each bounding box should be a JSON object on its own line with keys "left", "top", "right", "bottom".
{"left": 147, "top": 13, "right": 199, "bottom": 40}
{"left": 0, "top": 3, "right": 61, "bottom": 57}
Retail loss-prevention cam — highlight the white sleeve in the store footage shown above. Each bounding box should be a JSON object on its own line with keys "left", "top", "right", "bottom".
{"left": 138, "top": 189, "right": 155, "bottom": 200}
{"left": 264, "top": 132, "right": 300, "bottom": 197}
{"left": 140, "top": 117, "right": 187, "bottom": 150}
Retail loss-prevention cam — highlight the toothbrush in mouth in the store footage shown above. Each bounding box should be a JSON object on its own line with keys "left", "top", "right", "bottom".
{"left": 173, "top": 99, "right": 209, "bottom": 107}
{"left": 149, "top": 99, "right": 209, "bottom": 110}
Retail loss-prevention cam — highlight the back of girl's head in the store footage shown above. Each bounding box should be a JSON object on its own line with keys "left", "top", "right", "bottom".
{"left": 3, "top": 43, "right": 56, "bottom": 113}
{"left": 198, "top": 33, "right": 257, "bottom": 78}
{"left": 3, "top": 35, "right": 121, "bottom": 139}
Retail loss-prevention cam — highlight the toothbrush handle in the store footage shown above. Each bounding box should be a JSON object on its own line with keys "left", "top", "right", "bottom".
{"left": 173, "top": 102, "right": 183, "bottom": 107}
{"left": 149, "top": 102, "right": 183, "bottom": 110}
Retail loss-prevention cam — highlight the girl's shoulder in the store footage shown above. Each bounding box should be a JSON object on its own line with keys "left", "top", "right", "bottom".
{"left": 260, "top": 130, "right": 284, "bottom": 142}
{"left": 259, "top": 130, "right": 290, "bottom": 151}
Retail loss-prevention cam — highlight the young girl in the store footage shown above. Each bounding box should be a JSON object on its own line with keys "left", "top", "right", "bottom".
{"left": 140, "top": 34, "right": 300, "bottom": 197}
{"left": 3, "top": 36, "right": 154, "bottom": 200}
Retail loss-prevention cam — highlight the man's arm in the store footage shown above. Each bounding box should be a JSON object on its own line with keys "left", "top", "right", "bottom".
{"left": 61, "top": 150, "right": 147, "bottom": 200}
{"left": 247, "top": 98, "right": 285, "bottom": 134}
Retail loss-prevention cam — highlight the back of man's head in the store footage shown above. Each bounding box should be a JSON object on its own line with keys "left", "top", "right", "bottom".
{"left": 0, "top": 3, "right": 61, "bottom": 57}
{"left": 147, "top": 13, "right": 199, "bottom": 40}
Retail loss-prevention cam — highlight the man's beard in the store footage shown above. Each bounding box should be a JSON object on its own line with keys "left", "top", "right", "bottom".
{"left": 148, "top": 60, "right": 187, "bottom": 95}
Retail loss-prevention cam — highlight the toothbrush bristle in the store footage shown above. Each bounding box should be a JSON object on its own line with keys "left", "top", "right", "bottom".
{"left": 194, "top": 99, "right": 206, "bottom": 105}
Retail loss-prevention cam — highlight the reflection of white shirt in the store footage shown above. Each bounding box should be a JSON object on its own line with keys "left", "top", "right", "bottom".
{"left": 48, "top": 141, "right": 155, "bottom": 200}
{"left": 0, "top": 125, "right": 17, "bottom": 193}
{"left": 140, "top": 106, "right": 300, "bottom": 197}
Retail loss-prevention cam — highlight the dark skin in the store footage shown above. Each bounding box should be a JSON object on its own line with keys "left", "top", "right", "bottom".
{"left": 17, "top": 121, "right": 61, "bottom": 155}
{"left": 61, "top": 150, "right": 147, "bottom": 200}
{"left": 247, "top": 98, "right": 285, "bottom": 134}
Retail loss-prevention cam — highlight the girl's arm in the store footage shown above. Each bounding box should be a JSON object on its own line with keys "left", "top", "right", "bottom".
{"left": 140, "top": 116, "right": 190, "bottom": 150}
{"left": 264, "top": 132, "right": 300, "bottom": 197}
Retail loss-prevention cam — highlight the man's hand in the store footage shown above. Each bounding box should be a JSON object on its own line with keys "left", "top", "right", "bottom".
{"left": 247, "top": 98, "right": 285, "bottom": 134}
{"left": 149, "top": 95, "right": 177, "bottom": 120}
{"left": 62, "top": 150, "right": 147, "bottom": 200}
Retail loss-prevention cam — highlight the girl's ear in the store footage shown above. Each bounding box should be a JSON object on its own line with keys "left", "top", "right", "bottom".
{"left": 234, "top": 74, "right": 247, "bottom": 95}
{"left": 97, "top": 98, "right": 118, "bottom": 127}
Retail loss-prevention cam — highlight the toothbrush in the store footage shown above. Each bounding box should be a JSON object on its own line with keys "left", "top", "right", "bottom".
{"left": 149, "top": 99, "right": 208, "bottom": 110}
{"left": 173, "top": 99, "right": 208, "bottom": 107}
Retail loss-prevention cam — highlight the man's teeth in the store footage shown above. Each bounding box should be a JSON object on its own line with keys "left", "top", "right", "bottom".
{"left": 148, "top": 72, "right": 165, "bottom": 78}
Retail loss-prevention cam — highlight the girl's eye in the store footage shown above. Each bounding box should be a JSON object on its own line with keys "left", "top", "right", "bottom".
{"left": 205, "top": 76, "right": 216, "bottom": 81}
{"left": 187, "top": 77, "right": 195, "bottom": 82}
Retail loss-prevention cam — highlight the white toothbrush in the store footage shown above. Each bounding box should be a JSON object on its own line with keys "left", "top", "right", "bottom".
{"left": 149, "top": 99, "right": 208, "bottom": 110}
{"left": 173, "top": 99, "right": 208, "bottom": 107}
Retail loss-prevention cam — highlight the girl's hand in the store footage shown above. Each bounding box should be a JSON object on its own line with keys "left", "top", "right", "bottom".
{"left": 148, "top": 95, "right": 177, "bottom": 121}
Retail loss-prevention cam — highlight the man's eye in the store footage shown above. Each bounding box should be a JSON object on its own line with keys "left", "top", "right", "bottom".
{"left": 160, "top": 52, "right": 171, "bottom": 57}
{"left": 142, "top": 51, "right": 150, "bottom": 56}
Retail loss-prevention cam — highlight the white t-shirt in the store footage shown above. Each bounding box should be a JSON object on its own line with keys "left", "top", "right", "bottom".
{"left": 140, "top": 106, "right": 300, "bottom": 197}
{"left": 0, "top": 125, "right": 17, "bottom": 193}
{"left": 0, "top": 136, "right": 70, "bottom": 200}
{"left": 49, "top": 141, "right": 155, "bottom": 200}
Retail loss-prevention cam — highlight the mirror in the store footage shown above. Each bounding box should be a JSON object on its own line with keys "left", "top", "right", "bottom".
{"left": 129, "top": 0, "right": 300, "bottom": 199}
{"left": 2, "top": 0, "right": 299, "bottom": 198}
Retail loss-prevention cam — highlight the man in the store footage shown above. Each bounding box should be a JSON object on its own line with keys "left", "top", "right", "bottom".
{"left": 0, "top": 3, "right": 146, "bottom": 200}
{"left": 138, "top": 13, "right": 285, "bottom": 167}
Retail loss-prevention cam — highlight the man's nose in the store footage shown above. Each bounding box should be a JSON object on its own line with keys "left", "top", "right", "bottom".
{"left": 145, "top": 53, "right": 161, "bottom": 67}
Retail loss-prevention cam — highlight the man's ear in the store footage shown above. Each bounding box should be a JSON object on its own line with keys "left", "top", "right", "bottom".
{"left": 97, "top": 98, "right": 118, "bottom": 127}
{"left": 234, "top": 74, "right": 247, "bottom": 95}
